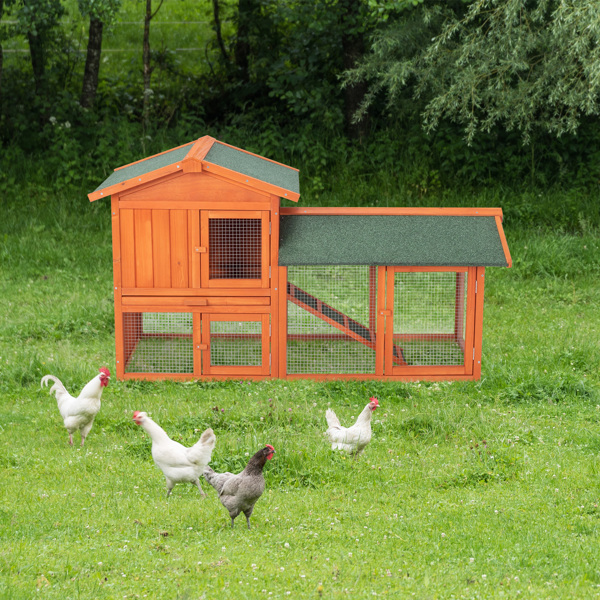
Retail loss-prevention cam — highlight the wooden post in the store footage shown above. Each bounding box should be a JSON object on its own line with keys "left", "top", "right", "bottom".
{"left": 472, "top": 267, "right": 486, "bottom": 380}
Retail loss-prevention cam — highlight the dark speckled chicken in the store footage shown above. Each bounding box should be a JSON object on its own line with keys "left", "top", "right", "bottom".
{"left": 203, "top": 445, "right": 275, "bottom": 529}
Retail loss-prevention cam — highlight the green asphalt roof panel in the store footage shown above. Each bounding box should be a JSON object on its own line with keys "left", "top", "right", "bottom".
{"left": 278, "top": 215, "right": 508, "bottom": 267}
{"left": 204, "top": 142, "right": 300, "bottom": 195}
{"left": 93, "top": 143, "right": 195, "bottom": 193}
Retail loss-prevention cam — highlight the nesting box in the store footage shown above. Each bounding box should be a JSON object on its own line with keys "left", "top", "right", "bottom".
{"left": 89, "top": 136, "right": 511, "bottom": 381}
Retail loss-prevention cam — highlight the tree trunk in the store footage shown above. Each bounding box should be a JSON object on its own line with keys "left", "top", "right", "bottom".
{"left": 340, "top": 0, "right": 370, "bottom": 141}
{"left": 80, "top": 17, "right": 104, "bottom": 108}
{"left": 0, "top": 0, "right": 4, "bottom": 103}
{"left": 142, "top": 0, "right": 152, "bottom": 123}
{"left": 27, "top": 30, "right": 46, "bottom": 95}
{"left": 212, "top": 0, "right": 229, "bottom": 63}
{"left": 234, "top": 0, "right": 253, "bottom": 82}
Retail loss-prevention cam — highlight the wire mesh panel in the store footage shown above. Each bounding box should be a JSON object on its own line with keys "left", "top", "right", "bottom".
{"left": 209, "top": 218, "right": 262, "bottom": 280}
{"left": 393, "top": 271, "right": 467, "bottom": 366}
{"left": 209, "top": 319, "right": 263, "bottom": 367}
{"left": 287, "top": 266, "right": 378, "bottom": 374}
{"left": 123, "top": 312, "right": 194, "bottom": 374}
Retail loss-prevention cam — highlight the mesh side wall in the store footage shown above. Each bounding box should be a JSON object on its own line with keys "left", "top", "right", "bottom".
{"left": 210, "top": 320, "right": 263, "bottom": 367}
{"left": 393, "top": 272, "right": 467, "bottom": 366}
{"left": 124, "top": 312, "right": 193, "bottom": 374}
{"left": 287, "top": 266, "right": 377, "bottom": 374}
{"left": 209, "top": 218, "right": 262, "bottom": 280}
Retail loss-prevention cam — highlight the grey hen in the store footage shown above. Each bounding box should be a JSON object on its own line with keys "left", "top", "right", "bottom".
{"left": 203, "top": 445, "right": 275, "bottom": 529}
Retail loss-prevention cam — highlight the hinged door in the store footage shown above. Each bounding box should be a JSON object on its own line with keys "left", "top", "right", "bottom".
{"left": 199, "top": 211, "right": 270, "bottom": 289}
{"left": 384, "top": 267, "right": 477, "bottom": 376}
{"left": 200, "top": 313, "right": 270, "bottom": 376}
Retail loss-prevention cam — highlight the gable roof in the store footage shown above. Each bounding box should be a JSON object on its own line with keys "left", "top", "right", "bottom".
{"left": 88, "top": 136, "right": 300, "bottom": 202}
{"left": 278, "top": 208, "right": 511, "bottom": 267}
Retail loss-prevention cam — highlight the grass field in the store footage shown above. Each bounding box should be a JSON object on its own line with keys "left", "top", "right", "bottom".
{"left": 1, "top": 191, "right": 600, "bottom": 597}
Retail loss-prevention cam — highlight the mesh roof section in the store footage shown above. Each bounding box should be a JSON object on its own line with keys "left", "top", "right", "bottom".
{"left": 92, "top": 143, "right": 195, "bottom": 193}
{"left": 278, "top": 215, "right": 509, "bottom": 267}
{"left": 204, "top": 142, "right": 300, "bottom": 195}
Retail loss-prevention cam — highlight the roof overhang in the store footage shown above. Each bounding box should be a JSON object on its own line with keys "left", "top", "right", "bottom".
{"left": 278, "top": 207, "right": 512, "bottom": 268}
{"left": 88, "top": 135, "right": 300, "bottom": 202}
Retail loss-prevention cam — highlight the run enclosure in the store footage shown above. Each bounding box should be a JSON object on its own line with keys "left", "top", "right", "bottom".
{"left": 88, "top": 135, "right": 512, "bottom": 381}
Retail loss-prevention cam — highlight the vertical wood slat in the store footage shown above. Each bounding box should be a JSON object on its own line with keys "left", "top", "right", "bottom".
{"left": 385, "top": 268, "right": 396, "bottom": 375}
{"left": 261, "top": 314, "right": 271, "bottom": 375}
{"left": 278, "top": 266, "right": 288, "bottom": 378}
{"left": 193, "top": 312, "right": 202, "bottom": 378}
{"left": 464, "top": 268, "right": 477, "bottom": 375}
{"left": 472, "top": 267, "right": 486, "bottom": 380}
{"left": 134, "top": 209, "right": 154, "bottom": 287}
{"left": 261, "top": 211, "right": 270, "bottom": 289}
{"left": 188, "top": 210, "right": 203, "bottom": 288}
{"left": 120, "top": 209, "right": 136, "bottom": 288}
{"left": 111, "top": 197, "right": 125, "bottom": 379}
{"left": 152, "top": 210, "right": 171, "bottom": 288}
{"left": 170, "top": 210, "right": 189, "bottom": 288}
{"left": 270, "top": 198, "right": 279, "bottom": 378}
{"left": 198, "top": 210, "right": 208, "bottom": 288}
{"left": 375, "top": 266, "right": 386, "bottom": 376}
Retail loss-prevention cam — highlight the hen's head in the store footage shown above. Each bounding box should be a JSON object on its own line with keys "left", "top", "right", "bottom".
{"left": 368, "top": 397, "right": 379, "bottom": 411}
{"left": 99, "top": 367, "right": 110, "bottom": 388}
{"left": 265, "top": 444, "right": 275, "bottom": 460}
{"left": 132, "top": 411, "right": 147, "bottom": 425}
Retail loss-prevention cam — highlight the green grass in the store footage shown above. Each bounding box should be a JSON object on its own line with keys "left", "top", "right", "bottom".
{"left": 1, "top": 190, "right": 600, "bottom": 597}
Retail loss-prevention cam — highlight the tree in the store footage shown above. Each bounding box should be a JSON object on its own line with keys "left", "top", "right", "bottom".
{"left": 347, "top": 0, "right": 600, "bottom": 143}
{"left": 142, "top": 0, "right": 164, "bottom": 124}
{"left": 78, "top": 0, "right": 121, "bottom": 108}
{"left": 15, "top": 0, "right": 64, "bottom": 94}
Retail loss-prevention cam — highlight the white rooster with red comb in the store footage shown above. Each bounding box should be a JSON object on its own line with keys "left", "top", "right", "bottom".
{"left": 325, "top": 397, "right": 379, "bottom": 455}
{"left": 41, "top": 367, "right": 110, "bottom": 446}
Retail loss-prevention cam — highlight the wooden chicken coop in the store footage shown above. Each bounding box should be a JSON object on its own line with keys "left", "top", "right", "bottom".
{"left": 89, "top": 135, "right": 512, "bottom": 381}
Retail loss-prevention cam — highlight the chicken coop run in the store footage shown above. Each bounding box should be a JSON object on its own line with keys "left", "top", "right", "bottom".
{"left": 89, "top": 135, "right": 512, "bottom": 381}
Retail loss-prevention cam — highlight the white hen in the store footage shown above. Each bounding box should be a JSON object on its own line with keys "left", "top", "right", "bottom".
{"left": 41, "top": 367, "right": 110, "bottom": 446}
{"left": 325, "top": 397, "right": 379, "bottom": 455}
{"left": 132, "top": 411, "right": 216, "bottom": 498}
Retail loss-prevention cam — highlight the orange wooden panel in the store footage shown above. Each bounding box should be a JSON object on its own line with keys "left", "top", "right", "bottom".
{"left": 472, "top": 267, "right": 486, "bottom": 379}
{"left": 280, "top": 207, "right": 503, "bottom": 217}
{"left": 120, "top": 287, "right": 271, "bottom": 297}
{"left": 152, "top": 210, "right": 171, "bottom": 288}
{"left": 191, "top": 210, "right": 201, "bottom": 288}
{"left": 120, "top": 209, "right": 136, "bottom": 288}
{"left": 121, "top": 296, "right": 270, "bottom": 307}
{"left": 495, "top": 215, "right": 513, "bottom": 267}
{"left": 270, "top": 197, "right": 280, "bottom": 377}
{"left": 120, "top": 172, "right": 271, "bottom": 204}
{"left": 463, "top": 268, "right": 477, "bottom": 374}
{"left": 170, "top": 210, "right": 189, "bottom": 288}
{"left": 193, "top": 312, "right": 202, "bottom": 378}
{"left": 384, "top": 268, "right": 395, "bottom": 374}
{"left": 134, "top": 209, "right": 154, "bottom": 287}
{"left": 375, "top": 266, "right": 386, "bottom": 376}
{"left": 262, "top": 314, "right": 271, "bottom": 376}
{"left": 278, "top": 267, "right": 288, "bottom": 378}
{"left": 111, "top": 197, "right": 125, "bottom": 379}
{"left": 120, "top": 200, "right": 271, "bottom": 211}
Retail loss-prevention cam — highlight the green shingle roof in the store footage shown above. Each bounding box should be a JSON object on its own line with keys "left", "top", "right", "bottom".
{"left": 204, "top": 142, "right": 300, "bottom": 195}
{"left": 92, "top": 143, "right": 195, "bottom": 193}
{"left": 278, "top": 215, "right": 509, "bottom": 267}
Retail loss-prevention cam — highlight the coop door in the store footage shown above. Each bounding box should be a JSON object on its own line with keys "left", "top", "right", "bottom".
{"left": 384, "top": 268, "right": 476, "bottom": 376}
{"left": 200, "top": 313, "right": 271, "bottom": 376}
{"left": 200, "top": 211, "right": 270, "bottom": 289}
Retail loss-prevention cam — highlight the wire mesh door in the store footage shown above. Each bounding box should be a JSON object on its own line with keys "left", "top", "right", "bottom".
{"left": 202, "top": 313, "right": 270, "bottom": 376}
{"left": 123, "top": 312, "right": 195, "bottom": 375}
{"left": 200, "top": 211, "right": 270, "bottom": 289}
{"left": 286, "top": 266, "right": 380, "bottom": 375}
{"left": 386, "top": 268, "right": 474, "bottom": 375}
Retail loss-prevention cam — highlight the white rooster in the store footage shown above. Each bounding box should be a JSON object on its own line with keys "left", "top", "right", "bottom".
{"left": 41, "top": 367, "right": 110, "bottom": 446}
{"left": 325, "top": 397, "right": 379, "bottom": 455}
{"left": 132, "top": 411, "right": 216, "bottom": 498}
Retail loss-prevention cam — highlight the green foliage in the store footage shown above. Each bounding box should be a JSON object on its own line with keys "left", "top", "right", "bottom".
{"left": 350, "top": 0, "right": 600, "bottom": 143}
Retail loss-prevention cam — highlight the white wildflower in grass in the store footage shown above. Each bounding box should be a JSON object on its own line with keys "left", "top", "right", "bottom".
{"left": 284, "top": 543, "right": 290, "bottom": 548}
{"left": 441, "top": 533, "right": 446, "bottom": 538}
{"left": 470, "top": 558, "right": 475, "bottom": 563}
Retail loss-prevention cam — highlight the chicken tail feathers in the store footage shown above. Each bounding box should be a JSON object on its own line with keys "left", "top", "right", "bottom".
{"left": 186, "top": 428, "right": 216, "bottom": 466}
{"left": 325, "top": 408, "right": 341, "bottom": 429}
{"left": 41, "top": 375, "right": 71, "bottom": 407}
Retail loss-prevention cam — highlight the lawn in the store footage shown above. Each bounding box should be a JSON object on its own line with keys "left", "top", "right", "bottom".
{"left": 1, "top": 194, "right": 600, "bottom": 598}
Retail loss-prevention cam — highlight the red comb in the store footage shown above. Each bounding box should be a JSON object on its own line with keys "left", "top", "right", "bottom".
{"left": 370, "top": 397, "right": 379, "bottom": 405}
{"left": 265, "top": 444, "right": 275, "bottom": 451}
{"left": 99, "top": 367, "right": 110, "bottom": 377}
{"left": 133, "top": 411, "right": 141, "bottom": 418}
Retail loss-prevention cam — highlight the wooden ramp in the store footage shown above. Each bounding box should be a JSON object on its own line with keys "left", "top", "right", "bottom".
{"left": 287, "top": 282, "right": 407, "bottom": 366}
